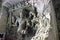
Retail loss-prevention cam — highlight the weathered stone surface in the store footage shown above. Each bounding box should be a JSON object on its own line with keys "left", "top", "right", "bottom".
{"left": 0, "top": 0, "right": 58, "bottom": 40}
{"left": 29, "top": 0, "right": 58, "bottom": 40}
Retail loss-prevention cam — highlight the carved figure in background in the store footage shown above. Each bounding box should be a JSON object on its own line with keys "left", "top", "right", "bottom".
{"left": 2, "top": 0, "right": 38, "bottom": 40}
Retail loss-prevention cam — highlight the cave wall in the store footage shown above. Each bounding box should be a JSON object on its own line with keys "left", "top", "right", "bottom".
{"left": 0, "top": 0, "right": 59, "bottom": 40}
{"left": 52, "top": 0, "right": 60, "bottom": 39}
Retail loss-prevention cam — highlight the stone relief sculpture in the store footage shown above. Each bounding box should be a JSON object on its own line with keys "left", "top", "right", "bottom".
{"left": 0, "top": 0, "right": 58, "bottom": 40}
{"left": 2, "top": 0, "right": 38, "bottom": 40}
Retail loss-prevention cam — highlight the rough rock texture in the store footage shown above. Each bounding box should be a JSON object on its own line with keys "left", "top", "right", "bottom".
{"left": 0, "top": 0, "right": 58, "bottom": 40}
{"left": 29, "top": 0, "right": 58, "bottom": 40}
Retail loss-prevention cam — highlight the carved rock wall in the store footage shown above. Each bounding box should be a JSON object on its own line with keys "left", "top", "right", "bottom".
{"left": 0, "top": 0, "right": 58, "bottom": 40}
{"left": 29, "top": 0, "right": 58, "bottom": 40}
